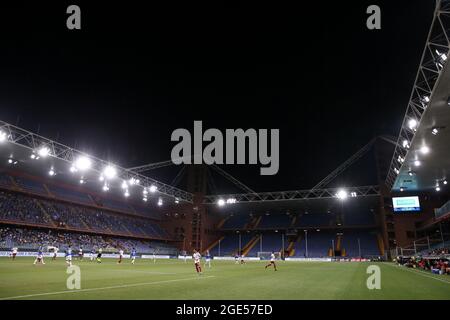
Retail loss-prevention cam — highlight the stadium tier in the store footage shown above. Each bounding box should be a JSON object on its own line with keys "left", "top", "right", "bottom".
{"left": 340, "top": 231, "right": 379, "bottom": 257}
{"left": 0, "top": 226, "right": 177, "bottom": 255}
{"left": 296, "top": 213, "right": 336, "bottom": 228}
{"left": 258, "top": 214, "right": 293, "bottom": 229}
{"left": 0, "top": 168, "right": 175, "bottom": 246}
{"left": 221, "top": 214, "right": 252, "bottom": 229}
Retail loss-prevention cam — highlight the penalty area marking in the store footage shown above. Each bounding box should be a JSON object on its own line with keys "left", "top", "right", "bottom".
{"left": 0, "top": 275, "right": 215, "bottom": 300}
{"left": 385, "top": 263, "right": 450, "bottom": 285}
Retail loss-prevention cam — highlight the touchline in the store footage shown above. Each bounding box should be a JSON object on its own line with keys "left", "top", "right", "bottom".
{"left": 171, "top": 121, "right": 279, "bottom": 175}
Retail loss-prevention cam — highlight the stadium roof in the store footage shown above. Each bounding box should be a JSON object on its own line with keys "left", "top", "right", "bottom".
{"left": 392, "top": 55, "right": 450, "bottom": 192}
{"left": 207, "top": 188, "right": 380, "bottom": 217}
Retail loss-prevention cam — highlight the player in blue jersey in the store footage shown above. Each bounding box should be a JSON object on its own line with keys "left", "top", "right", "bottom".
{"left": 130, "top": 248, "right": 137, "bottom": 265}
{"left": 205, "top": 250, "right": 212, "bottom": 268}
{"left": 66, "top": 246, "right": 73, "bottom": 267}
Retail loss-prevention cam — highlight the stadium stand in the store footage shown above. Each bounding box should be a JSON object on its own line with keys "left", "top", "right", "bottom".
{"left": 221, "top": 214, "right": 252, "bottom": 229}
{"left": 296, "top": 213, "right": 336, "bottom": 228}
{"left": 342, "top": 210, "right": 376, "bottom": 226}
{"left": 209, "top": 233, "right": 253, "bottom": 256}
{"left": 340, "top": 231, "right": 380, "bottom": 257}
{"left": 0, "top": 187, "right": 169, "bottom": 240}
{"left": 0, "top": 226, "right": 177, "bottom": 255}
{"left": 258, "top": 214, "right": 293, "bottom": 229}
{"left": 46, "top": 184, "right": 94, "bottom": 206}
{"left": 13, "top": 176, "right": 48, "bottom": 196}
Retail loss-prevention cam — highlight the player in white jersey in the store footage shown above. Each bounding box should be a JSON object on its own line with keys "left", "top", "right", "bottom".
{"left": 118, "top": 249, "right": 124, "bottom": 264}
{"left": 193, "top": 250, "right": 202, "bottom": 275}
{"left": 66, "top": 246, "right": 73, "bottom": 267}
{"left": 264, "top": 252, "right": 277, "bottom": 271}
{"left": 33, "top": 249, "right": 45, "bottom": 265}
{"left": 78, "top": 247, "right": 84, "bottom": 261}
{"left": 240, "top": 254, "right": 246, "bottom": 265}
{"left": 52, "top": 247, "right": 59, "bottom": 260}
{"left": 11, "top": 247, "right": 18, "bottom": 260}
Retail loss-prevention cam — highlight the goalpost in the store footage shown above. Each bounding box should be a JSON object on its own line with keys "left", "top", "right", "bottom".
{"left": 257, "top": 252, "right": 281, "bottom": 260}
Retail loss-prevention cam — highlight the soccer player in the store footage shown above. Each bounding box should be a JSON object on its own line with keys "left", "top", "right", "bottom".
{"left": 11, "top": 247, "right": 18, "bottom": 260}
{"left": 240, "top": 253, "right": 246, "bottom": 265}
{"left": 33, "top": 249, "right": 45, "bottom": 265}
{"left": 118, "top": 249, "right": 124, "bottom": 264}
{"left": 193, "top": 250, "right": 202, "bottom": 275}
{"left": 205, "top": 250, "right": 212, "bottom": 268}
{"left": 78, "top": 247, "right": 84, "bottom": 261}
{"left": 130, "top": 248, "right": 137, "bottom": 265}
{"left": 265, "top": 252, "right": 277, "bottom": 271}
{"left": 66, "top": 246, "right": 73, "bottom": 267}
{"left": 96, "top": 248, "right": 102, "bottom": 263}
{"left": 234, "top": 254, "right": 239, "bottom": 264}
{"left": 90, "top": 249, "right": 95, "bottom": 261}
{"left": 152, "top": 251, "right": 156, "bottom": 264}
{"left": 52, "top": 247, "right": 59, "bottom": 260}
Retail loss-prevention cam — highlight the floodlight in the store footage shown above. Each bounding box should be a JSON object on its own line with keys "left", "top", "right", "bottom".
{"left": 432, "top": 127, "right": 439, "bottom": 135}
{"left": 8, "top": 158, "right": 13, "bottom": 164}
{"left": 400, "top": 188, "right": 404, "bottom": 192}
{"left": 174, "top": 198, "right": 179, "bottom": 204}
{"left": 38, "top": 146, "right": 50, "bottom": 158}
{"left": 143, "top": 197, "right": 148, "bottom": 202}
{"left": 70, "top": 165, "right": 77, "bottom": 173}
{"left": 436, "top": 186, "right": 441, "bottom": 192}
{"left": 394, "top": 168, "right": 400, "bottom": 174}
{"left": 74, "top": 156, "right": 92, "bottom": 171}
{"left": 157, "top": 198, "right": 163, "bottom": 206}
{"left": 149, "top": 185, "right": 157, "bottom": 193}
{"left": 402, "top": 140, "right": 409, "bottom": 149}
{"left": 102, "top": 184, "right": 109, "bottom": 192}
{"left": 226, "top": 198, "right": 237, "bottom": 204}
{"left": 121, "top": 181, "right": 128, "bottom": 189}
{"left": 336, "top": 189, "right": 348, "bottom": 200}
{"left": 124, "top": 190, "right": 130, "bottom": 197}
{"left": 129, "top": 177, "right": 140, "bottom": 185}
{"left": 48, "top": 168, "right": 55, "bottom": 176}
{"left": 414, "top": 160, "right": 421, "bottom": 167}
{"left": 397, "top": 156, "right": 404, "bottom": 163}
{"left": 79, "top": 178, "right": 85, "bottom": 184}
{"left": 217, "top": 199, "right": 225, "bottom": 207}
{"left": 103, "top": 165, "right": 117, "bottom": 179}
{"left": 420, "top": 146, "right": 430, "bottom": 154}
{"left": 0, "top": 131, "right": 7, "bottom": 142}
{"left": 99, "top": 175, "right": 104, "bottom": 182}
{"left": 408, "top": 119, "right": 417, "bottom": 130}
{"left": 444, "top": 180, "right": 448, "bottom": 185}
{"left": 143, "top": 188, "right": 148, "bottom": 196}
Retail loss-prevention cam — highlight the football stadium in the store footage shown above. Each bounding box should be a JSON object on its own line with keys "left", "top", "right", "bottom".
{"left": 1, "top": 1, "right": 450, "bottom": 302}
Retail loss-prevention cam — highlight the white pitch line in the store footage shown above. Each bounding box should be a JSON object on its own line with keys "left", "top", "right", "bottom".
{"left": 384, "top": 263, "right": 450, "bottom": 285}
{"left": 0, "top": 275, "right": 215, "bottom": 300}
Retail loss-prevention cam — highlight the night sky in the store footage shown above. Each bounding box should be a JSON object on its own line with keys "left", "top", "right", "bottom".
{"left": 0, "top": 1, "right": 436, "bottom": 194}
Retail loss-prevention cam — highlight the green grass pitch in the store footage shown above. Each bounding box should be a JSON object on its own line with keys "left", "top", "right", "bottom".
{"left": 0, "top": 257, "right": 449, "bottom": 300}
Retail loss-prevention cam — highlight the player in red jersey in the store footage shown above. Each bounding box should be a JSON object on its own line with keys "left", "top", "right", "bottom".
{"left": 265, "top": 252, "right": 277, "bottom": 271}
{"left": 193, "top": 250, "right": 202, "bottom": 275}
